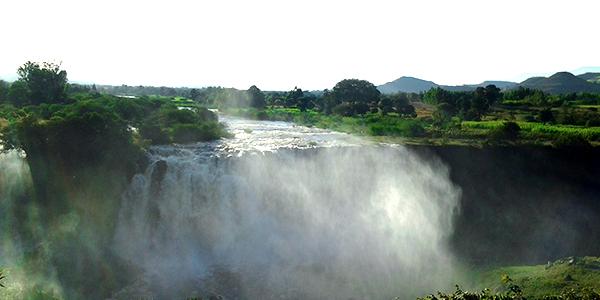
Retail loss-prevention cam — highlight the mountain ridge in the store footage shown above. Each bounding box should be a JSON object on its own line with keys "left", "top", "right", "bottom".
{"left": 377, "top": 76, "right": 517, "bottom": 94}
{"left": 379, "top": 72, "right": 600, "bottom": 94}
{"left": 519, "top": 71, "right": 600, "bottom": 94}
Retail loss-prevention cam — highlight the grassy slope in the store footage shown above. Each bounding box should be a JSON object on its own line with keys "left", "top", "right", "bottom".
{"left": 471, "top": 257, "right": 600, "bottom": 298}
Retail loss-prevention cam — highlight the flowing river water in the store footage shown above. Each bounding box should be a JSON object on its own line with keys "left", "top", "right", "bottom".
{"left": 1, "top": 115, "right": 462, "bottom": 299}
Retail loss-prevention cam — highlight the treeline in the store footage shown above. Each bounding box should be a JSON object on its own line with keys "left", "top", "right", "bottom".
{"left": 66, "top": 79, "right": 420, "bottom": 118}
{"left": 189, "top": 79, "right": 419, "bottom": 118}
{"left": 0, "top": 62, "right": 228, "bottom": 155}
{"left": 423, "top": 85, "right": 501, "bottom": 123}
{"left": 503, "top": 86, "right": 600, "bottom": 107}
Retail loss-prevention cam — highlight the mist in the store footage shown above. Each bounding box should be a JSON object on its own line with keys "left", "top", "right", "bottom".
{"left": 0, "top": 150, "right": 66, "bottom": 298}
{"left": 112, "top": 146, "right": 461, "bottom": 299}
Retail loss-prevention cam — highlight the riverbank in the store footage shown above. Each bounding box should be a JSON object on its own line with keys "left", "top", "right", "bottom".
{"left": 222, "top": 107, "right": 600, "bottom": 148}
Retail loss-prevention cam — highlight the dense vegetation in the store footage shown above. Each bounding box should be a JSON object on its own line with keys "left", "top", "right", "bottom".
{"left": 176, "top": 77, "right": 600, "bottom": 147}
{"left": 0, "top": 62, "right": 228, "bottom": 151}
{"left": 470, "top": 257, "right": 600, "bottom": 299}
{"left": 0, "top": 62, "right": 229, "bottom": 299}
{"left": 47, "top": 69, "right": 600, "bottom": 147}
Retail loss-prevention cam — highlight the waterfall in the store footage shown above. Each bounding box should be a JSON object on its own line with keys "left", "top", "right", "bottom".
{"left": 113, "top": 145, "right": 461, "bottom": 299}
{"left": 0, "top": 150, "right": 64, "bottom": 298}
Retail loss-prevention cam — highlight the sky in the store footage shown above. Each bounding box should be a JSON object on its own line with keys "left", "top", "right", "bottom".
{"left": 1, "top": 0, "right": 599, "bottom": 90}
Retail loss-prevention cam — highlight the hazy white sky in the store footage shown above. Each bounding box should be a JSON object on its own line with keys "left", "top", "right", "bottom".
{"left": 1, "top": 0, "right": 599, "bottom": 90}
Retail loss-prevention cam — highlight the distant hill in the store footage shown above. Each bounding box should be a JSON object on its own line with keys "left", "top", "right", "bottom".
{"left": 378, "top": 77, "right": 517, "bottom": 94}
{"left": 377, "top": 76, "right": 438, "bottom": 94}
{"left": 443, "top": 81, "right": 517, "bottom": 92}
{"left": 578, "top": 72, "right": 600, "bottom": 83}
{"left": 519, "top": 72, "right": 600, "bottom": 94}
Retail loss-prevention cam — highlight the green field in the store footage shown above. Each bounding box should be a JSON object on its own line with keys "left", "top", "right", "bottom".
{"left": 468, "top": 257, "right": 600, "bottom": 298}
{"left": 462, "top": 121, "right": 600, "bottom": 141}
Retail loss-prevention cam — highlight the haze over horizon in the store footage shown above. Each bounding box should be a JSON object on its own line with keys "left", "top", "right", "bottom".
{"left": 1, "top": 0, "right": 599, "bottom": 90}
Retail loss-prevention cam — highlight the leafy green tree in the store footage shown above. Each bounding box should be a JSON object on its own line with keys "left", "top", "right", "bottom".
{"left": 330, "top": 79, "right": 380, "bottom": 115}
{"left": 285, "top": 87, "right": 304, "bottom": 107}
{"left": 247, "top": 85, "right": 266, "bottom": 109}
{"left": 17, "top": 61, "right": 68, "bottom": 104}
{"left": 423, "top": 87, "right": 450, "bottom": 105}
{"left": 484, "top": 84, "right": 501, "bottom": 106}
{"left": 385, "top": 93, "right": 416, "bottom": 117}
{"left": 297, "top": 95, "right": 316, "bottom": 112}
{"left": 332, "top": 79, "right": 380, "bottom": 105}
{"left": 7, "top": 80, "right": 30, "bottom": 106}
{"left": 378, "top": 96, "right": 393, "bottom": 115}
{"left": 528, "top": 90, "right": 548, "bottom": 107}
{"left": 432, "top": 102, "right": 454, "bottom": 127}
{"left": 190, "top": 88, "right": 200, "bottom": 101}
{"left": 318, "top": 89, "right": 338, "bottom": 115}
{"left": 0, "top": 80, "right": 9, "bottom": 103}
{"left": 472, "top": 88, "right": 488, "bottom": 118}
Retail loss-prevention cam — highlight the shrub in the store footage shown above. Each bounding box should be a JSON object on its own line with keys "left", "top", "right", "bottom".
{"left": 256, "top": 110, "right": 268, "bottom": 120}
{"left": 171, "top": 123, "right": 227, "bottom": 144}
{"left": 552, "top": 133, "right": 592, "bottom": 148}
{"left": 538, "top": 109, "right": 555, "bottom": 123}
{"left": 332, "top": 102, "right": 354, "bottom": 116}
{"left": 490, "top": 121, "right": 521, "bottom": 140}
{"left": 139, "top": 121, "right": 170, "bottom": 144}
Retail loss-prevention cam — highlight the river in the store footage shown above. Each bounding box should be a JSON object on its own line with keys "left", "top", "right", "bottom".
{"left": 110, "top": 115, "right": 461, "bottom": 299}
{"left": 1, "top": 115, "right": 462, "bottom": 299}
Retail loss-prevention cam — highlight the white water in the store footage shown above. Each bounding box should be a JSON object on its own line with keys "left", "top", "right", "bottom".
{"left": 112, "top": 116, "right": 461, "bottom": 299}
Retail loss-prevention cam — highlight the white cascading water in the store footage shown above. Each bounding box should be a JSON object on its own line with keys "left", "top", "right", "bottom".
{"left": 112, "top": 116, "right": 461, "bottom": 299}
{"left": 0, "top": 150, "right": 32, "bottom": 270}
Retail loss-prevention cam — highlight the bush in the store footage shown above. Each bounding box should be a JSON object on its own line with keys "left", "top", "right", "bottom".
{"left": 139, "top": 121, "right": 170, "bottom": 144}
{"left": 171, "top": 123, "right": 227, "bottom": 144}
{"left": 552, "top": 133, "right": 592, "bottom": 148}
{"left": 256, "top": 110, "right": 268, "bottom": 120}
{"left": 490, "top": 121, "right": 521, "bottom": 140}
{"left": 332, "top": 102, "right": 355, "bottom": 116}
{"left": 538, "top": 109, "right": 555, "bottom": 123}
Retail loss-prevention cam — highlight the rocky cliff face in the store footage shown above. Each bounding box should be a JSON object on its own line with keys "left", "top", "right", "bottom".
{"left": 409, "top": 145, "right": 600, "bottom": 265}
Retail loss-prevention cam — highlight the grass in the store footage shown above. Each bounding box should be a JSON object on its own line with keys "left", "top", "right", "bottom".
{"left": 170, "top": 96, "right": 198, "bottom": 107}
{"left": 470, "top": 257, "right": 600, "bottom": 298}
{"left": 462, "top": 121, "right": 600, "bottom": 141}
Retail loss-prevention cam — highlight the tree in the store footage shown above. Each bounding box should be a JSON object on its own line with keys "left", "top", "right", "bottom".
{"left": 247, "top": 85, "right": 266, "bottom": 109}
{"left": 378, "top": 96, "right": 393, "bottom": 115}
{"left": 17, "top": 61, "right": 68, "bottom": 104}
{"left": 7, "top": 80, "right": 30, "bottom": 106}
{"left": 538, "top": 108, "right": 554, "bottom": 123}
{"left": 472, "top": 87, "right": 488, "bottom": 118}
{"left": 432, "top": 103, "right": 454, "bottom": 127}
{"left": 330, "top": 79, "right": 380, "bottom": 115}
{"left": 285, "top": 87, "right": 304, "bottom": 107}
{"left": 319, "top": 89, "right": 338, "bottom": 115}
{"left": 423, "top": 87, "right": 451, "bottom": 105}
{"left": 0, "top": 80, "right": 9, "bottom": 103}
{"left": 297, "top": 94, "right": 316, "bottom": 112}
{"left": 490, "top": 121, "right": 521, "bottom": 140}
{"left": 190, "top": 88, "right": 200, "bottom": 101}
{"left": 484, "top": 85, "right": 501, "bottom": 106}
